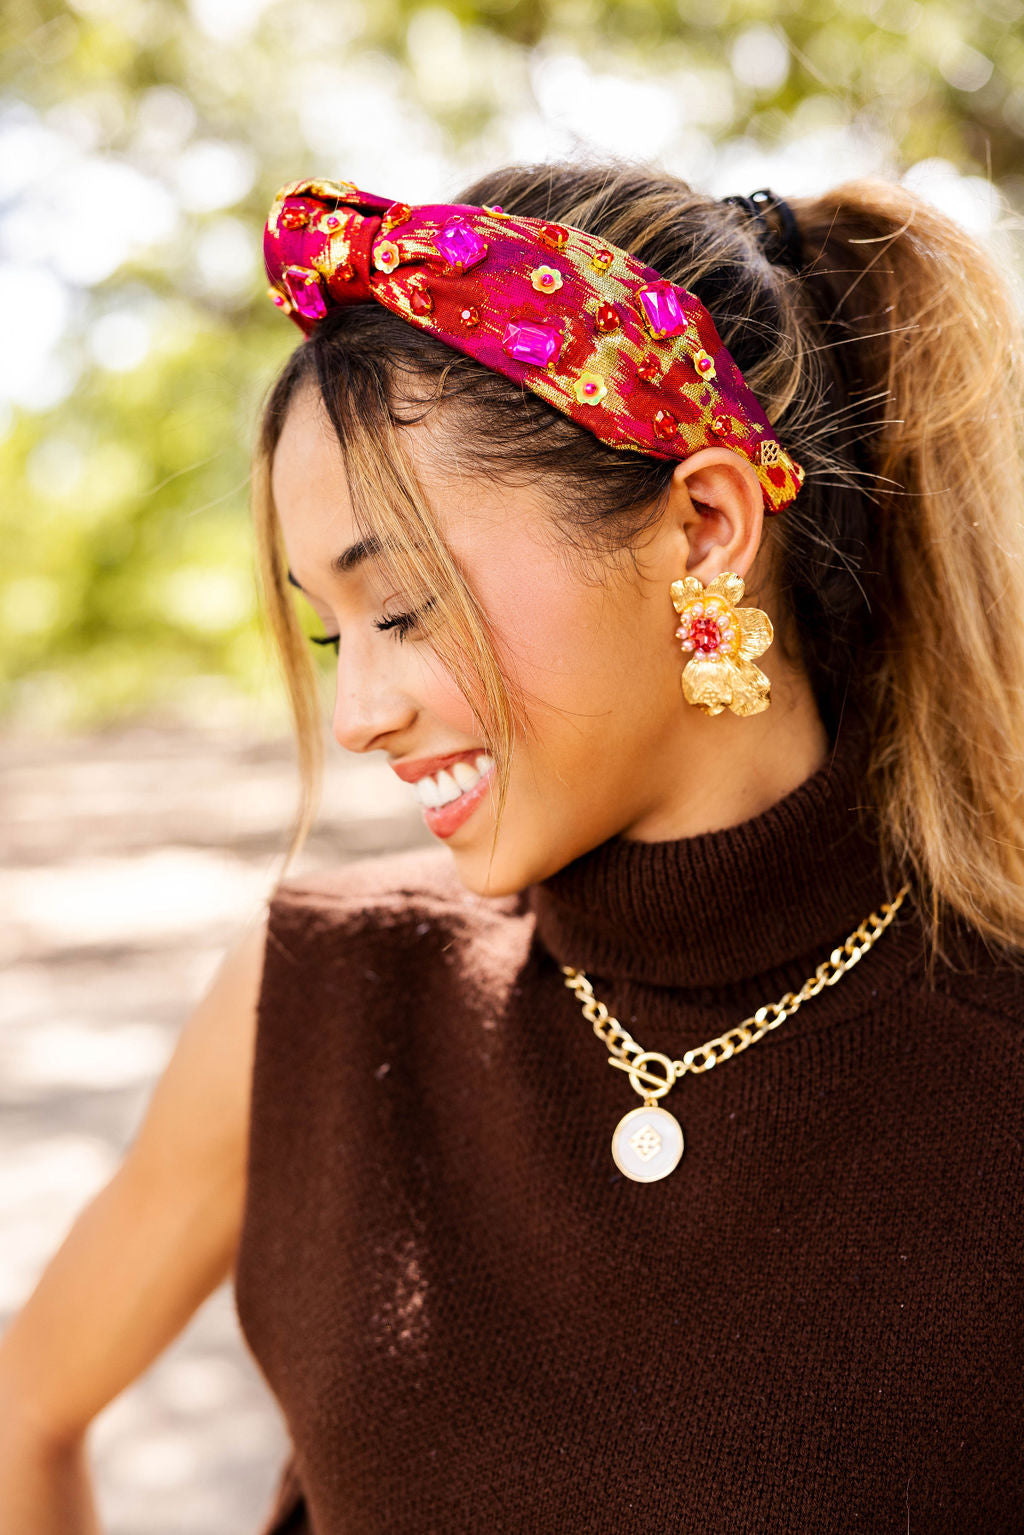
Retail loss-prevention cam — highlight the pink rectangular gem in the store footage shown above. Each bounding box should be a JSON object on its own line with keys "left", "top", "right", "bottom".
{"left": 435, "top": 219, "right": 488, "bottom": 270}
{"left": 502, "top": 319, "right": 562, "bottom": 367}
{"left": 283, "top": 266, "right": 327, "bottom": 321}
{"left": 637, "top": 285, "right": 688, "bottom": 339}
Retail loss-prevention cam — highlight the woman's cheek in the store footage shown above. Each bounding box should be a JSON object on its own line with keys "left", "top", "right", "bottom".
{"left": 416, "top": 647, "right": 485, "bottom": 738}
{"left": 496, "top": 575, "right": 600, "bottom": 702}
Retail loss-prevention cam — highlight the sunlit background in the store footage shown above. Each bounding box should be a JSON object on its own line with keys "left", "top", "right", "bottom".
{"left": 5, "top": 0, "right": 1024, "bottom": 730}
{"left": 3, "top": 0, "right": 1023, "bottom": 1528}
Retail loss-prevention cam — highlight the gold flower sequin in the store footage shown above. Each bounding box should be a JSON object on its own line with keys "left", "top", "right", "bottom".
{"left": 573, "top": 370, "right": 607, "bottom": 405}
{"left": 531, "top": 264, "right": 563, "bottom": 294}
{"left": 693, "top": 349, "right": 716, "bottom": 381}
{"left": 373, "top": 240, "right": 401, "bottom": 273}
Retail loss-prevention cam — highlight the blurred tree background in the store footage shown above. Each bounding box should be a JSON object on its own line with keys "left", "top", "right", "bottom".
{"left": 3, "top": 0, "right": 1023, "bottom": 733}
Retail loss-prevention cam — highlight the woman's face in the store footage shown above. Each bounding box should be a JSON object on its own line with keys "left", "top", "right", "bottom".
{"left": 271, "top": 385, "right": 776, "bottom": 896}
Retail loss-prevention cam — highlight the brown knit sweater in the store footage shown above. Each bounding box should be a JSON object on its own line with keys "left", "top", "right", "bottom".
{"left": 234, "top": 722, "right": 1024, "bottom": 1533}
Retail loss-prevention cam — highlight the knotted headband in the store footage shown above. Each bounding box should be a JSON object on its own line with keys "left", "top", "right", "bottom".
{"left": 263, "top": 178, "right": 805, "bottom": 514}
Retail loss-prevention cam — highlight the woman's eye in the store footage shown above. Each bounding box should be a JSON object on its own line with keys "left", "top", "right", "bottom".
{"left": 308, "top": 597, "right": 436, "bottom": 651}
{"left": 372, "top": 597, "right": 437, "bottom": 643}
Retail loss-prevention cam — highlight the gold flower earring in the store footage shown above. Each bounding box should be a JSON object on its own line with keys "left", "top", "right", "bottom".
{"left": 670, "top": 571, "right": 774, "bottom": 717}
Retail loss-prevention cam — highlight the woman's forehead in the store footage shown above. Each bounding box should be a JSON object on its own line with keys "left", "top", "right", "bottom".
{"left": 272, "top": 389, "right": 346, "bottom": 498}
{"left": 271, "top": 405, "right": 359, "bottom": 592}
{"left": 272, "top": 383, "right": 576, "bottom": 616}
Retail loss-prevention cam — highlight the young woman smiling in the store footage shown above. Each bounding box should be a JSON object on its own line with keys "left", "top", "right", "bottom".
{"left": 1, "top": 161, "right": 1022, "bottom": 1534}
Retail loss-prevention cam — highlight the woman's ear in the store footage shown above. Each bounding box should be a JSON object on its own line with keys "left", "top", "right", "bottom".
{"left": 667, "top": 447, "right": 766, "bottom": 584}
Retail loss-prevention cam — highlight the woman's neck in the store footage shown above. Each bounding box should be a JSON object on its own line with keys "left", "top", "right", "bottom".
{"left": 621, "top": 671, "right": 832, "bottom": 844}
{"left": 527, "top": 711, "right": 890, "bottom": 991}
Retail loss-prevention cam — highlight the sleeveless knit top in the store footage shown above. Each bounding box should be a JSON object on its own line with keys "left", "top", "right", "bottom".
{"left": 234, "top": 722, "right": 1024, "bottom": 1534}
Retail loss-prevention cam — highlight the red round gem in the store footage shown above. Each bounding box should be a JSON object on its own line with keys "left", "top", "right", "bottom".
{"left": 322, "top": 213, "right": 342, "bottom": 231}
{"left": 594, "top": 302, "right": 620, "bottom": 333}
{"left": 335, "top": 261, "right": 355, "bottom": 283}
{"left": 638, "top": 355, "right": 660, "bottom": 382}
{"left": 711, "top": 414, "right": 731, "bottom": 435}
{"left": 410, "top": 286, "right": 434, "bottom": 315}
{"left": 690, "top": 617, "right": 722, "bottom": 652}
{"left": 280, "top": 204, "right": 310, "bottom": 230}
{"left": 653, "top": 409, "right": 679, "bottom": 439}
{"left": 460, "top": 306, "right": 480, "bottom": 327}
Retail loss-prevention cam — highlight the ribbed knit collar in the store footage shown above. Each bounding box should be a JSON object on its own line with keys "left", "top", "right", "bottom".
{"left": 528, "top": 718, "right": 894, "bottom": 990}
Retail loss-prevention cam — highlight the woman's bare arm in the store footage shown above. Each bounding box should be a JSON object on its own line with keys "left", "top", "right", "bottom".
{"left": 0, "top": 907, "right": 270, "bottom": 1532}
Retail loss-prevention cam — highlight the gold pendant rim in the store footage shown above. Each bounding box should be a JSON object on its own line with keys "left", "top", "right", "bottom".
{"left": 611, "top": 1103, "right": 685, "bottom": 1183}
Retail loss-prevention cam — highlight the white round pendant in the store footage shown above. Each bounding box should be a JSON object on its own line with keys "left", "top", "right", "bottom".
{"left": 611, "top": 1104, "right": 685, "bottom": 1182}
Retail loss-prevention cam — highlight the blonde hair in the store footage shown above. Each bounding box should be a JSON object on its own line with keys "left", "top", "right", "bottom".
{"left": 252, "top": 162, "right": 1024, "bottom": 967}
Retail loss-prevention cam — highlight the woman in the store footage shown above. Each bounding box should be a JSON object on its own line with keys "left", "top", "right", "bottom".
{"left": 1, "top": 161, "right": 1022, "bottom": 1533}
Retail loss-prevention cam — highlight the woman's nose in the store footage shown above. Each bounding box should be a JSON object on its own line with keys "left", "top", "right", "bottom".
{"left": 330, "top": 644, "right": 418, "bottom": 754}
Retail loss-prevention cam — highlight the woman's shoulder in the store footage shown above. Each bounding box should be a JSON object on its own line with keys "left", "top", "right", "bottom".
{"left": 264, "top": 846, "right": 531, "bottom": 949}
{"left": 923, "top": 915, "right": 1024, "bottom": 1032}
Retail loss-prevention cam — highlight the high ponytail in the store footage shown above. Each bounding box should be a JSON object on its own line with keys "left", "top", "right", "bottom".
{"left": 775, "top": 179, "right": 1024, "bottom": 963}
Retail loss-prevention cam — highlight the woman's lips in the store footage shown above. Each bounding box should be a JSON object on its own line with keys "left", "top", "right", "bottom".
{"left": 389, "top": 748, "right": 495, "bottom": 840}
{"left": 391, "top": 748, "right": 484, "bottom": 784}
{"left": 422, "top": 766, "right": 495, "bottom": 839}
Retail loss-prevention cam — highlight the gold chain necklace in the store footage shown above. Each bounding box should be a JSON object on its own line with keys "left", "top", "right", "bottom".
{"left": 561, "top": 881, "right": 911, "bottom": 1183}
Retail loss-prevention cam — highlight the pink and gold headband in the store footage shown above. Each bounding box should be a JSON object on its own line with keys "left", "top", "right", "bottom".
{"left": 263, "top": 177, "right": 805, "bottom": 514}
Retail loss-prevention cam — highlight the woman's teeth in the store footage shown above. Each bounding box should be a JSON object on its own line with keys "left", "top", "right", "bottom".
{"left": 413, "top": 753, "right": 494, "bottom": 808}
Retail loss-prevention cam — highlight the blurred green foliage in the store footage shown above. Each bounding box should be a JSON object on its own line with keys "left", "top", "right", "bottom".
{"left": 3, "top": 0, "right": 1022, "bottom": 729}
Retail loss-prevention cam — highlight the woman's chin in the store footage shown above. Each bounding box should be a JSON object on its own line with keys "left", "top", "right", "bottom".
{"left": 437, "top": 785, "right": 617, "bottom": 897}
{"left": 445, "top": 839, "right": 532, "bottom": 899}
{"left": 444, "top": 819, "right": 588, "bottom": 899}
{"left": 441, "top": 812, "right": 552, "bottom": 896}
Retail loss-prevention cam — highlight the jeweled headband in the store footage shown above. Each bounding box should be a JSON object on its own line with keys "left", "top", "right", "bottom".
{"left": 263, "top": 178, "right": 805, "bottom": 515}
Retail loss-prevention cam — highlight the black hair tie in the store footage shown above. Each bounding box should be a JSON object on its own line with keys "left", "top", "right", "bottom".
{"left": 722, "top": 188, "right": 804, "bottom": 274}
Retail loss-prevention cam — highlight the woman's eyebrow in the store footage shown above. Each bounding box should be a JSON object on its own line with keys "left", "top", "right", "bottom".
{"left": 286, "top": 535, "right": 383, "bottom": 592}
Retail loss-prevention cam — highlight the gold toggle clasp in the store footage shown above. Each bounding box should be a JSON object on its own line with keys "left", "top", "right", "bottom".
{"left": 608, "top": 1049, "right": 678, "bottom": 1105}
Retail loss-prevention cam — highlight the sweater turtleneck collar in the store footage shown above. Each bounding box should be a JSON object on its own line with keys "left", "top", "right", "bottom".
{"left": 528, "top": 718, "right": 896, "bottom": 991}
